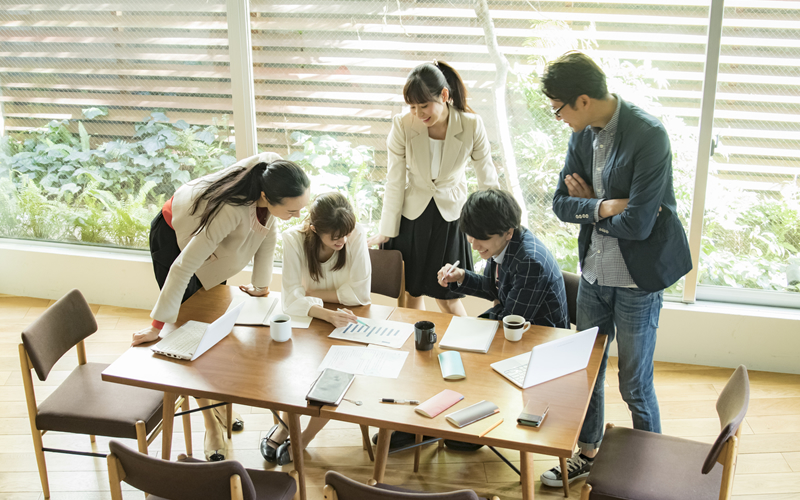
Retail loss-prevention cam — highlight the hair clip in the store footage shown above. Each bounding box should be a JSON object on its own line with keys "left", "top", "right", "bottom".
{"left": 433, "top": 59, "right": 438, "bottom": 66}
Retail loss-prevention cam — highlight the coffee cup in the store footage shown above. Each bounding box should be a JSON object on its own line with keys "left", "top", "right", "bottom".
{"left": 414, "top": 321, "right": 437, "bottom": 351}
{"left": 502, "top": 314, "right": 530, "bottom": 342}
{"left": 269, "top": 313, "right": 292, "bottom": 342}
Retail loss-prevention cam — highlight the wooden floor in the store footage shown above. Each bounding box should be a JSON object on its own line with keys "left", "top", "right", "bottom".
{"left": 1, "top": 294, "right": 799, "bottom": 500}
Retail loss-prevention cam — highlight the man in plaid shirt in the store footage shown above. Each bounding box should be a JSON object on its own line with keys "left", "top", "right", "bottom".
{"left": 541, "top": 52, "right": 692, "bottom": 488}
{"left": 438, "top": 189, "right": 569, "bottom": 329}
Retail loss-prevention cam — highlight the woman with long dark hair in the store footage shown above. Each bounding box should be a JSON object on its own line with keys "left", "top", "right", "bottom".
{"left": 260, "top": 191, "right": 370, "bottom": 465}
{"left": 131, "top": 152, "right": 310, "bottom": 461}
{"left": 367, "top": 60, "right": 500, "bottom": 316}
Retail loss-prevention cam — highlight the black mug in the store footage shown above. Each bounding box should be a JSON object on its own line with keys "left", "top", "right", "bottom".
{"left": 414, "top": 321, "right": 437, "bottom": 351}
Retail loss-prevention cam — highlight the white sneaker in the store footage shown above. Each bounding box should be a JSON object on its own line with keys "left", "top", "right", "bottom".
{"left": 540, "top": 452, "right": 592, "bottom": 487}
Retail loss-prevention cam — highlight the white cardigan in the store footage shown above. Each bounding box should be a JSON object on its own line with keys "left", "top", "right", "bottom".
{"left": 151, "top": 152, "right": 282, "bottom": 324}
{"left": 379, "top": 106, "right": 500, "bottom": 238}
{"left": 281, "top": 223, "right": 372, "bottom": 317}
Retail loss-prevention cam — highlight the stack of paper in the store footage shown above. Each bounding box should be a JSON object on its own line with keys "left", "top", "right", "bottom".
{"left": 438, "top": 316, "right": 498, "bottom": 353}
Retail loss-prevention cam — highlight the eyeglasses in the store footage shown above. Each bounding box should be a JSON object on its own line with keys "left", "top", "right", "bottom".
{"left": 553, "top": 102, "right": 567, "bottom": 119}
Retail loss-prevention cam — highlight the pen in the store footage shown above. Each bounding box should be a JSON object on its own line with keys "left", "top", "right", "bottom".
{"left": 380, "top": 398, "right": 420, "bottom": 405}
{"left": 479, "top": 417, "right": 504, "bottom": 438}
{"left": 442, "top": 260, "right": 460, "bottom": 280}
{"left": 337, "top": 308, "right": 368, "bottom": 326}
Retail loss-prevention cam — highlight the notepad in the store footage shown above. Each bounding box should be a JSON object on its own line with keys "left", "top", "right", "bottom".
{"left": 438, "top": 351, "right": 466, "bottom": 380}
{"left": 445, "top": 400, "right": 499, "bottom": 428}
{"left": 438, "top": 316, "right": 498, "bottom": 353}
{"left": 414, "top": 389, "right": 464, "bottom": 418}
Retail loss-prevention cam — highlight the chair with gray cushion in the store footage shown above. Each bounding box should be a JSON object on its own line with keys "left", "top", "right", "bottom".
{"left": 562, "top": 271, "right": 580, "bottom": 326}
{"left": 19, "top": 289, "right": 190, "bottom": 499}
{"left": 323, "top": 470, "right": 499, "bottom": 500}
{"left": 107, "top": 440, "right": 298, "bottom": 500}
{"left": 580, "top": 364, "right": 749, "bottom": 500}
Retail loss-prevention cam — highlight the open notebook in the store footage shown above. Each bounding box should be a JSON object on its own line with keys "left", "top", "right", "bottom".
{"left": 226, "top": 292, "right": 312, "bottom": 328}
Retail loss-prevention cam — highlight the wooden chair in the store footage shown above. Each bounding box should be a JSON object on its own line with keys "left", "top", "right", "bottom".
{"left": 369, "top": 248, "right": 407, "bottom": 307}
{"left": 107, "top": 440, "right": 299, "bottom": 500}
{"left": 562, "top": 271, "right": 580, "bottom": 327}
{"left": 18, "top": 289, "right": 190, "bottom": 499}
{"left": 580, "top": 365, "right": 750, "bottom": 500}
{"left": 323, "top": 470, "right": 500, "bottom": 500}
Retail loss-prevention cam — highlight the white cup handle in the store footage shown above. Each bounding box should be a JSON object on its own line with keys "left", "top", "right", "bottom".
{"left": 521, "top": 322, "right": 531, "bottom": 333}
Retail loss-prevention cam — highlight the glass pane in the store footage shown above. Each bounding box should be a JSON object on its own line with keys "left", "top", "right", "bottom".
{"left": 700, "top": 3, "right": 800, "bottom": 296}
{"left": 0, "top": 1, "right": 234, "bottom": 248}
{"left": 247, "top": 1, "right": 706, "bottom": 277}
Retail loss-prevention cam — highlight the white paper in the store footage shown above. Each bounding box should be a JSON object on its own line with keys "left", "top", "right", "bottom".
{"left": 317, "top": 345, "right": 409, "bottom": 379}
{"left": 438, "top": 316, "right": 498, "bottom": 353}
{"left": 227, "top": 292, "right": 313, "bottom": 329}
{"left": 328, "top": 317, "right": 414, "bottom": 349}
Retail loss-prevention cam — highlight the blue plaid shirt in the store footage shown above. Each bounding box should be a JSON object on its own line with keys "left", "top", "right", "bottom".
{"left": 451, "top": 227, "right": 569, "bottom": 328}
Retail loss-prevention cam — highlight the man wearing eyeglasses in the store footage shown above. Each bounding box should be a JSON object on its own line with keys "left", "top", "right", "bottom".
{"left": 540, "top": 51, "right": 692, "bottom": 488}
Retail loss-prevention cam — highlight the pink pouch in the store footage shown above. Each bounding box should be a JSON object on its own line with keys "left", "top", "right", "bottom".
{"left": 415, "top": 389, "right": 464, "bottom": 418}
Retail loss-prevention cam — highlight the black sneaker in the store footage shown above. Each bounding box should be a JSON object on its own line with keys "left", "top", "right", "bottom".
{"left": 371, "top": 431, "right": 434, "bottom": 450}
{"left": 540, "top": 452, "right": 592, "bottom": 487}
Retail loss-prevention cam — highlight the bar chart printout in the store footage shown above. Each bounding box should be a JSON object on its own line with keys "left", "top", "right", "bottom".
{"left": 328, "top": 318, "right": 414, "bottom": 349}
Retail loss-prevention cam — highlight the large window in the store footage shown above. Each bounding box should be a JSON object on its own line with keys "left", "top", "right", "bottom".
{"left": 1, "top": 1, "right": 798, "bottom": 305}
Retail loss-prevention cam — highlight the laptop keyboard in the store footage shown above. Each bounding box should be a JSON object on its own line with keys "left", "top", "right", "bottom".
{"left": 504, "top": 364, "right": 529, "bottom": 385}
{"left": 157, "top": 322, "right": 206, "bottom": 355}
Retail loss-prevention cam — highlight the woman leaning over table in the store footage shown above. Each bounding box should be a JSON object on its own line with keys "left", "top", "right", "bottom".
{"left": 260, "top": 191, "right": 371, "bottom": 465}
{"left": 367, "top": 60, "right": 500, "bottom": 316}
{"left": 130, "top": 151, "right": 311, "bottom": 461}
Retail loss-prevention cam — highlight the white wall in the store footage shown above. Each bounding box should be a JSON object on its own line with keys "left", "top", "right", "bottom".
{"left": 2, "top": 239, "right": 799, "bottom": 374}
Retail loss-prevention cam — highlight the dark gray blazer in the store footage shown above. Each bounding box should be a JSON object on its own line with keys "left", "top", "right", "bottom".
{"left": 552, "top": 98, "right": 692, "bottom": 292}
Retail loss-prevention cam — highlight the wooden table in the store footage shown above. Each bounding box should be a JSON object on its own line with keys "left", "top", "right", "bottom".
{"left": 101, "top": 286, "right": 396, "bottom": 500}
{"left": 102, "top": 286, "right": 606, "bottom": 500}
{"left": 320, "top": 308, "right": 607, "bottom": 499}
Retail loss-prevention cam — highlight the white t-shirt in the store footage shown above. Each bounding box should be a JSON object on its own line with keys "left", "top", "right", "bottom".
{"left": 429, "top": 138, "right": 444, "bottom": 180}
{"left": 281, "top": 223, "right": 372, "bottom": 316}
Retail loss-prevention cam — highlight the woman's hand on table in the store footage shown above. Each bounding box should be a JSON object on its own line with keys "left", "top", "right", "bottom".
{"left": 131, "top": 326, "right": 161, "bottom": 347}
{"left": 239, "top": 284, "right": 269, "bottom": 297}
{"left": 325, "top": 308, "right": 358, "bottom": 328}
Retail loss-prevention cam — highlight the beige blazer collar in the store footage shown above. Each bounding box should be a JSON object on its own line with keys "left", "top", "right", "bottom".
{"left": 408, "top": 104, "right": 464, "bottom": 183}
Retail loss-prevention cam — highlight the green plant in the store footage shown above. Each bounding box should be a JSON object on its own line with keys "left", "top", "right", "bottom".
{"left": 0, "top": 111, "right": 236, "bottom": 248}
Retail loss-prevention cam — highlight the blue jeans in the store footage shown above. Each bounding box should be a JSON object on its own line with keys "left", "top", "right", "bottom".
{"left": 577, "top": 277, "right": 663, "bottom": 450}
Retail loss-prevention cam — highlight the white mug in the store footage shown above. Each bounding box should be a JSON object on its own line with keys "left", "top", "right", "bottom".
{"left": 503, "top": 314, "right": 531, "bottom": 342}
{"left": 269, "top": 313, "right": 292, "bottom": 342}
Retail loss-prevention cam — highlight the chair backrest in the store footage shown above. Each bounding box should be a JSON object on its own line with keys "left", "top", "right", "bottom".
{"left": 369, "top": 249, "right": 404, "bottom": 299}
{"left": 108, "top": 440, "right": 257, "bottom": 500}
{"left": 21, "top": 289, "right": 97, "bottom": 381}
{"left": 702, "top": 365, "right": 750, "bottom": 474}
{"left": 562, "top": 271, "right": 580, "bottom": 326}
{"left": 324, "top": 471, "right": 480, "bottom": 500}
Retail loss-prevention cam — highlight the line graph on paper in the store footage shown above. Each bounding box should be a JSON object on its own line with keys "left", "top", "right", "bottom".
{"left": 328, "top": 317, "right": 414, "bottom": 349}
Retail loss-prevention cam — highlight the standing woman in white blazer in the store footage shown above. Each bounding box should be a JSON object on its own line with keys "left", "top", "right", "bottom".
{"left": 130, "top": 152, "right": 310, "bottom": 461}
{"left": 367, "top": 61, "right": 500, "bottom": 315}
{"left": 260, "top": 192, "right": 371, "bottom": 465}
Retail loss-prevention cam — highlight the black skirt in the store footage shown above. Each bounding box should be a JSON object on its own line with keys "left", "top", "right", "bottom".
{"left": 149, "top": 210, "right": 204, "bottom": 304}
{"left": 384, "top": 199, "right": 474, "bottom": 300}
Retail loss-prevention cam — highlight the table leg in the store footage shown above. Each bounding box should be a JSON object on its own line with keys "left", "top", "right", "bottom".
{"left": 372, "top": 428, "right": 391, "bottom": 483}
{"left": 287, "top": 412, "right": 307, "bottom": 500}
{"left": 559, "top": 456, "right": 570, "bottom": 497}
{"left": 161, "top": 392, "right": 177, "bottom": 460}
{"left": 520, "top": 451, "right": 535, "bottom": 500}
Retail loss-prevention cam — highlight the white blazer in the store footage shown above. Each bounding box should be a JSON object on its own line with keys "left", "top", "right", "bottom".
{"left": 379, "top": 105, "right": 500, "bottom": 238}
{"left": 151, "top": 152, "right": 281, "bottom": 324}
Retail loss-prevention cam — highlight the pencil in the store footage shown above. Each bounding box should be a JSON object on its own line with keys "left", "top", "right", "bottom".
{"left": 479, "top": 417, "right": 504, "bottom": 438}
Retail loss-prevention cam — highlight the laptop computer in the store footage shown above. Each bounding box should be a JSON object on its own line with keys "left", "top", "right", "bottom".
{"left": 491, "top": 326, "right": 599, "bottom": 389}
{"left": 151, "top": 302, "right": 244, "bottom": 361}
